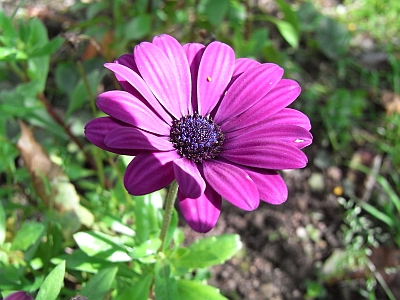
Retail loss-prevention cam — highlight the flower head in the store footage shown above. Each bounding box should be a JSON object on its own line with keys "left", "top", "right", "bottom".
{"left": 85, "top": 34, "right": 312, "bottom": 232}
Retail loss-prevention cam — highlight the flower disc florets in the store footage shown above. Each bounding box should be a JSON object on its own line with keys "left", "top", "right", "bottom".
{"left": 170, "top": 113, "right": 224, "bottom": 163}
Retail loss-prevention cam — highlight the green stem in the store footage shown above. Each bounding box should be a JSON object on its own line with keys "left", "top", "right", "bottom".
{"left": 76, "top": 60, "right": 97, "bottom": 116}
{"left": 159, "top": 180, "right": 179, "bottom": 251}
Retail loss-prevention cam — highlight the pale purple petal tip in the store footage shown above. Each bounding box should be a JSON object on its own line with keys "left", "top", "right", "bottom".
{"left": 178, "top": 185, "right": 221, "bottom": 233}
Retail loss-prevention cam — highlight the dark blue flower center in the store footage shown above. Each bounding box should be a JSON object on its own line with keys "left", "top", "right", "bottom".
{"left": 170, "top": 113, "right": 224, "bottom": 163}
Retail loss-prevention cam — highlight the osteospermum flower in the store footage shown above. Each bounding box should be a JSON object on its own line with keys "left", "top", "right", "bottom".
{"left": 85, "top": 34, "right": 312, "bottom": 233}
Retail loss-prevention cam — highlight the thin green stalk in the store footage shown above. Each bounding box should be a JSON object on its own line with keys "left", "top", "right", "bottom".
{"left": 159, "top": 180, "right": 179, "bottom": 251}
{"left": 76, "top": 60, "right": 97, "bottom": 116}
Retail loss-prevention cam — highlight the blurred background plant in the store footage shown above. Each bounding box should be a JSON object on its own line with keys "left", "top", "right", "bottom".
{"left": 1, "top": 0, "right": 400, "bottom": 299}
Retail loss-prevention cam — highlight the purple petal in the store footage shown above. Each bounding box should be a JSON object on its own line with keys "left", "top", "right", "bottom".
{"left": 4, "top": 291, "right": 34, "bottom": 300}
{"left": 214, "top": 63, "right": 284, "bottom": 125}
{"left": 221, "top": 79, "right": 301, "bottom": 132}
{"left": 105, "top": 63, "right": 172, "bottom": 124}
{"left": 202, "top": 160, "right": 259, "bottom": 210}
{"left": 173, "top": 158, "right": 206, "bottom": 199}
{"left": 178, "top": 185, "right": 221, "bottom": 233}
{"left": 228, "top": 58, "right": 260, "bottom": 88}
{"left": 115, "top": 53, "right": 139, "bottom": 73}
{"left": 152, "top": 34, "right": 192, "bottom": 115}
{"left": 183, "top": 43, "right": 205, "bottom": 112}
{"left": 244, "top": 168, "right": 288, "bottom": 205}
{"left": 97, "top": 90, "right": 170, "bottom": 135}
{"left": 134, "top": 41, "right": 186, "bottom": 118}
{"left": 85, "top": 117, "right": 140, "bottom": 155}
{"left": 225, "top": 124, "right": 313, "bottom": 149}
{"left": 124, "top": 151, "right": 180, "bottom": 195}
{"left": 264, "top": 108, "right": 311, "bottom": 131}
{"left": 112, "top": 54, "right": 139, "bottom": 96}
{"left": 221, "top": 142, "right": 308, "bottom": 170}
{"left": 197, "top": 41, "right": 235, "bottom": 116}
{"left": 233, "top": 58, "right": 260, "bottom": 75}
{"left": 104, "top": 127, "right": 173, "bottom": 151}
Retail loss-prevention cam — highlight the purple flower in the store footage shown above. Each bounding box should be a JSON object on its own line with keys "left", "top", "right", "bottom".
{"left": 4, "top": 291, "right": 34, "bottom": 300}
{"left": 85, "top": 34, "right": 312, "bottom": 232}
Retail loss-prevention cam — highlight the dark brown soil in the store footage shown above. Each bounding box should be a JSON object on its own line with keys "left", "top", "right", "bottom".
{"left": 183, "top": 144, "right": 346, "bottom": 299}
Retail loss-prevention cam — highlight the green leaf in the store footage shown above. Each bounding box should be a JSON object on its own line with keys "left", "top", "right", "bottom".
{"left": 115, "top": 273, "right": 153, "bottom": 300}
{"left": 171, "top": 234, "right": 242, "bottom": 269}
{"left": 316, "top": 16, "right": 350, "bottom": 59}
{"left": 74, "top": 231, "right": 131, "bottom": 262}
{"left": 265, "top": 17, "right": 299, "bottom": 48}
{"left": 27, "top": 56, "right": 50, "bottom": 89}
{"left": 0, "top": 11, "right": 18, "bottom": 43}
{"left": 357, "top": 201, "right": 394, "bottom": 228}
{"left": 26, "top": 18, "right": 49, "bottom": 47}
{"left": 130, "top": 238, "right": 161, "bottom": 259}
{"left": 0, "top": 47, "right": 28, "bottom": 61}
{"left": 177, "top": 280, "right": 228, "bottom": 300}
{"left": 55, "top": 62, "right": 80, "bottom": 95}
{"left": 124, "top": 14, "right": 151, "bottom": 40}
{"left": 67, "top": 69, "right": 103, "bottom": 118}
{"left": 52, "top": 249, "right": 115, "bottom": 273}
{"left": 154, "top": 261, "right": 180, "bottom": 300}
{"left": 0, "top": 204, "right": 5, "bottom": 245}
{"left": 35, "top": 261, "right": 65, "bottom": 300}
{"left": 28, "top": 37, "right": 64, "bottom": 57}
{"left": 133, "top": 191, "right": 163, "bottom": 244}
{"left": 204, "top": 0, "right": 229, "bottom": 26}
{"left": 276, "top": 0, "right": 300, "bottom": 34}
{"left": 11, "top": 222, "right": 45, "bottom": 251}
{"left": 80, "top": 266, "right": 118, "bottom": 300}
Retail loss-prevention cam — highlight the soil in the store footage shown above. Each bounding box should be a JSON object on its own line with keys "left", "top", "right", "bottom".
{"left": 182, "top": 145, "right": 348, "bottom": 300}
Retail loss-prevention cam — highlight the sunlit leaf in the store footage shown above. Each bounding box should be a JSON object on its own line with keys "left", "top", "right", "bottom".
{"left": 265, "top": 17, "right": 299, "bottom": 48}
{"left": 177, "top": 280, "right": 228, "bottom": 300}
{"left": 11, "top": 222, "right": 45, "bottom": 251}
{"left": 130, "top": 238, "right": 161, "bottom": 259}
{"left": 35, "top": 261, "right": 65, "bottom": 300}
{"left": 74, "top": 231, "right": 131, "bottom": 262}
{"left": 170, "top": 234, "right": 242, "bottom": 269}
{"left": 133, "top": 191, "right": 163, "bottom": 244}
